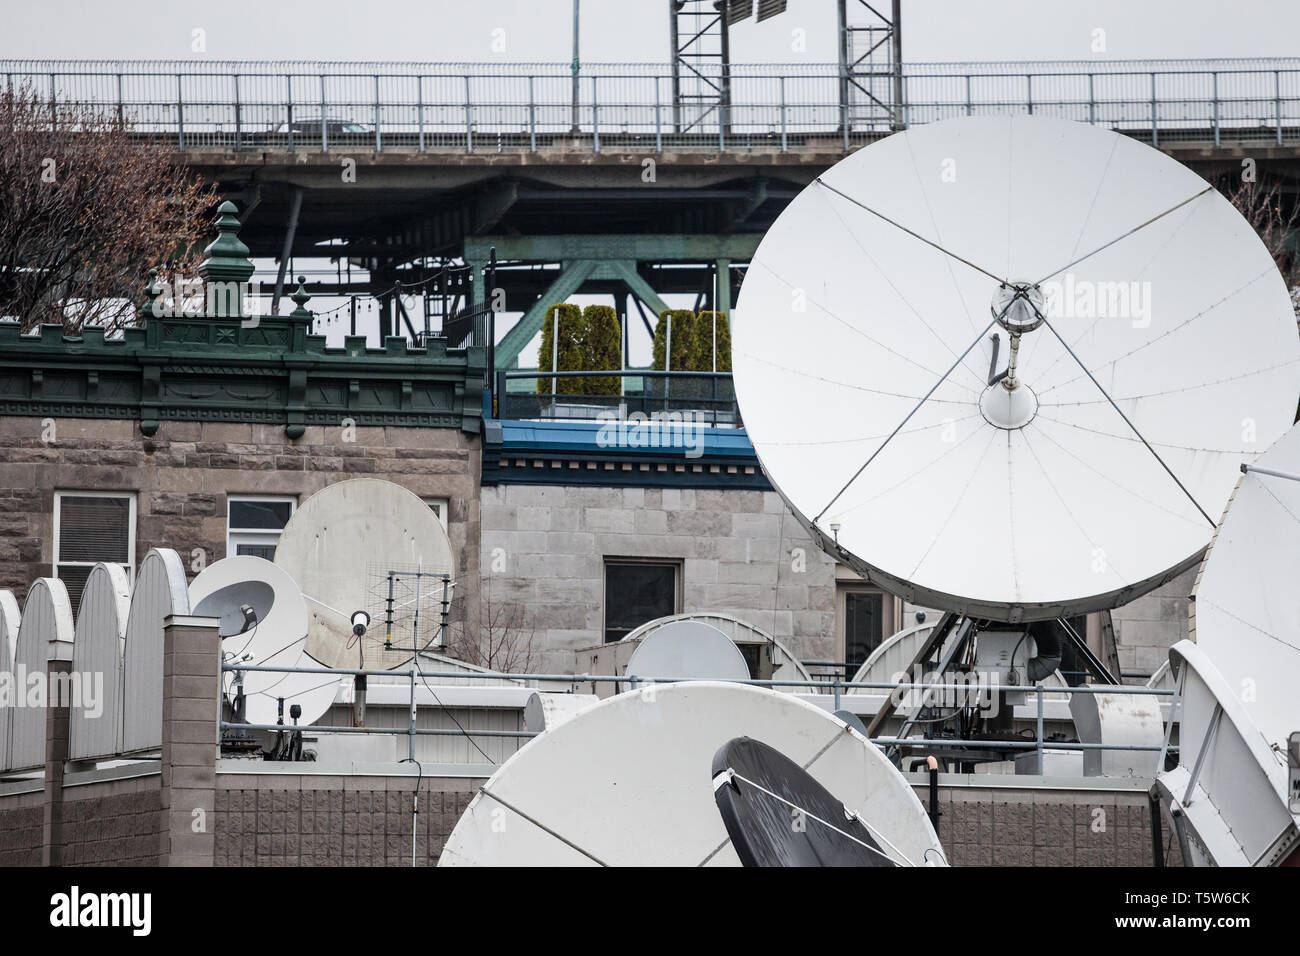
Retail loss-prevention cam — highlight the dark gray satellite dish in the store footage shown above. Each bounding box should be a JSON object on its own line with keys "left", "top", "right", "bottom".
{"left": 711, "top": 736, "right": 896, "bottom": 867}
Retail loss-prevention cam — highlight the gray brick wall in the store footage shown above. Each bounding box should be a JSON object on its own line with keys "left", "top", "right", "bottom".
{"left": 214, "top": 778, "right": 481, "bottom": 866}
{"left": 0, "top": 801, "right": 43, "bottom": 866}
{"left": 59, "top": 786, "right": 163, "bottom": 866}
{"left": 919, "top": 785, "right": 1183, "bottom": 866}
{"left": 481, "top": 485, "right": 839, "bottom": 672}
{"left": 0, "top": 416, "right": 482, "bottom": 640}
{"left": 1110, "top": 566, "right": 1196, "bottom": 679}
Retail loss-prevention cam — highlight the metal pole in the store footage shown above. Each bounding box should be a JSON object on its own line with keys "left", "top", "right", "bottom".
{"left": 669, "top": 0, "right": 681, "bottom": 133}
{"left": 1276, "top": 70, "right": 1284, "bottom": 146}
{"left": 409, "top": 564, "right": 422, "bottom": 763}
{"left": 1150, "top": 72, "right": 1158, "bottom": 148}
{"left": 1035, "top": 684, "right": 1044, "bottom": 774}
{"left": 374, "top": 74, "right": 381, "bottom": 152}
{"left": 285, "top": 74, "right": 293, "bottom": 152}
{"left": 465, "top": 74, "right": 473, "bottom": 152}
{"left": 891, "top": 0, "right": 904, "bottom": 130}
{"left": 1087, "top": 72, "right": 1095, "bottom": 125}
{"left": 528, "top": 75, "right": 536, "bottom": 152}
{"left": 1212, "top": 71, "right": 1219, "bottom": 147}
{"left": 592, "top": 75, "right": 599, "bottom": 152}
{"left": 320, "top": 74, "right": 328, "bottom": 151}
{"left": 570, "top": 0, "right": 580, "bottom": 133}
{"left": 234, "top": 73, "right": 241, "bottom": 149}
{"left": 271, "top": 187, "right": 303, "bottom": 315}
{"left": 418, "top": 74, "right": 425, "bottom": 152}
{"left": 176, "top": 74, "right": 184, "bottom": 150}
{"left": 780, "top": 75, "right": 787, "bottom": 151}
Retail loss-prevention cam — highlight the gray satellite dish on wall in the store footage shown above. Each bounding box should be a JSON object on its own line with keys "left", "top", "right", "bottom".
{"left": 274, "top": 479, "right": 454, "bottom": 671}
{"left": 624, "top": 620, "right": 751, "bottom": 683}
{"left": 733, "top": 114, "right": 1300, "bottom": 622}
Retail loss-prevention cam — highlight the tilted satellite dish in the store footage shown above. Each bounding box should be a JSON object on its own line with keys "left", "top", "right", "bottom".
{"left": 0, "top": 590, "right": 21, "bottom": 773}
{"left": 190, "top": 555, "right": 338, "bottom": 727}
{"left": 733, "top": 115, "right": 1300, "bottom": 621}
{"left": 713, "top": 736, "right": 897, "bottom": 867}
{"left": 624, "top": 619, "right": 750, "bottom": 683}
{"left": 69, "top": 563, "right": 131, "bottom": 761}
{"left": 274, "top": 479, "right": 454, "bottom": 670}
{"left": 1155, "top": 424, "right": 1300, "bottom": 865}
{"left": 439, "top": 681, "right": 945, "bottom": 866}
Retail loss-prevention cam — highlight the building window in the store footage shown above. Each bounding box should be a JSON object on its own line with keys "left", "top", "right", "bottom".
{"left": 603, "top": 558, "right": 681, "bottom": 643}
{"left": 226, "top": 496, "right": 296, "bottom": 560}
{"left": 423, "top": 497, "right": 450, "bottom": 532}
{"left": 837, "top": 584, "right": 892, "bottom": 676}
{"left": 53, "top": 492, "right": 135, "bottom": 608}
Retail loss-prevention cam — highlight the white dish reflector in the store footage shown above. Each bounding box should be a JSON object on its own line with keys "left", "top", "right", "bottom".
{"left": 733, "top": 115, "right": 1300, "bottom": 620}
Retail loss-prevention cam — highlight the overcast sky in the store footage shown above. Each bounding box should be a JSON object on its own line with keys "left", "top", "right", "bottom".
{"left": 2, "top": 0, "right": 1298, "bottom": 63}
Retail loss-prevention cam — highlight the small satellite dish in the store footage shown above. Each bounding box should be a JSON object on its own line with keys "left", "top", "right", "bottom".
{"left": 190, "top": 555, "right": 337, "bottom": 727}
{"left": 733, "top": 115, "right": 1300, "bottom": 621}
{"left": 624, "top": 620, "right": 751, "bottom": 683}
{"left": 713, "top": 736, "right": 896, "bottom": 867}
{"left": 273, "top": 479, "right": 454, "bottom": 670}
{"left": 622, "top": 612, "right": 812, "bottom": 685}
{"left": 439, "top": 681, "right": 944, "bottom": 866}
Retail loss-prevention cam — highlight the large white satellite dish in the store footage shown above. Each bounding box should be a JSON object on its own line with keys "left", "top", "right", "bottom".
{"left": 439, "top": 681, "right": 945, "bottom": 867}
{"left": 274, "top": 479, "right": 454, "bottom": 670}
{"left": 733, "top": 115, "right": 1300, "bottom": 621}
{"left": 624, "top": 620, "right": 751, "bottom": 683}
{"left": 190, "top": 555, "right": 338, "bottom": 727}
{"left": 1154, "top": 423, "right": 1300, "bottom": 864}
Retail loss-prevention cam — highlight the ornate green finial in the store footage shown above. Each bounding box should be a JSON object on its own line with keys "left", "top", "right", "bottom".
{"left": 197, "top": 200, "right": 255, "bottom": 286}
{"left": 141, "top": 267, "right": 165, "bottom": 318}
{"left": 289, "top": 276, "right": 313, "bottom": 321}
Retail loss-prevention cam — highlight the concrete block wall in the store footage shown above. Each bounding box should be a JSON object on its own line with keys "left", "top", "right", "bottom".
{"left": 0, "top": 791, "right": 43, "bottom": 866}
{"left": 481, "top": 485, "right": 840, "bottom": 672}
{"left": 1110, "top": 565, "right": 1197, "bottom": 679}
{"left": 916, "top": 782, "right": 1183, "bottom": 867}
{"left": 0, "top": 416, "right": 482, "bottom": 639}
{"left": 213, "top": 774, "right": 481, "bottom": 866}
{"left": 53, "top": 779, "right": 163, "bottom": 866}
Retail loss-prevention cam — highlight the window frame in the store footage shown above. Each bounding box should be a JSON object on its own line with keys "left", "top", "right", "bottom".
{"left": 835, "top": 582, "right": 897, "bottom": 671}
{"left": 423, "top": 496, "right": 450, "bottom": 533}
{"left": 52, "top": 490, "right": 137, "bottom": 599}
{"left": 226, "top": 494, "right": 298, "bottom": 560}
{"left": 601, "top": 556, "right": 683, "bottom": 644}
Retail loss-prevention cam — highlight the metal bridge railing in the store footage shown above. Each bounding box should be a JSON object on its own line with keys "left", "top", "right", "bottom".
{"left": 4, "top": 59, "right": 1299, "bottom": 152}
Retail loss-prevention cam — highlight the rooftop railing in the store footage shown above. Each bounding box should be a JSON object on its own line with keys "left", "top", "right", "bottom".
{"left": 4, "top": 58, "right": 1299, "bottom": 152}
